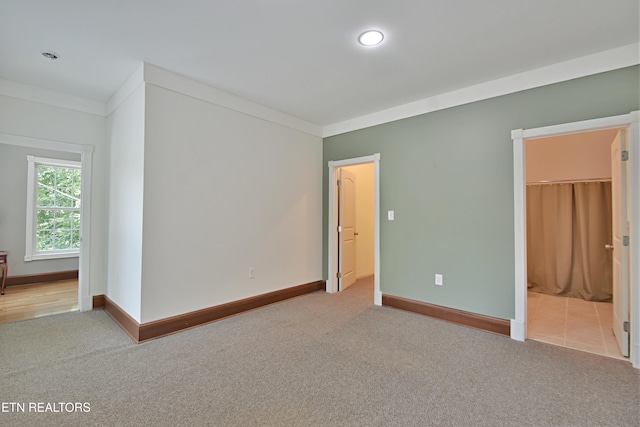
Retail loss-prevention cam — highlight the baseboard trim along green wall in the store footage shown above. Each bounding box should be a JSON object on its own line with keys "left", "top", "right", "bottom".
{"left": 6, "top": 270, "right": 79, "bottom": 286}
{"left": 382, "top": 293, "right": 511, "bottom": 336}
{"left": 96, "top": 280, "right": 326, "bottom": 343}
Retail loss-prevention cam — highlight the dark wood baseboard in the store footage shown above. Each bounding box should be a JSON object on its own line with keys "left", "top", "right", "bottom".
{"left": 92, "top": 294, "right": 105, "bottom": 309}
{"left": 96, "top": 280, "right": 325, "bottom": 343}
{"left": 103, "top": 296, "right": 140, "bottom": 342}
{"left": 382, "top": 294, "right": 510, "bottom": 336}
{"left": 139, "top": 280, "right": 325, "bottom": 342}
{"left": 6, "top": 270, "right": 79, "bottom": 287}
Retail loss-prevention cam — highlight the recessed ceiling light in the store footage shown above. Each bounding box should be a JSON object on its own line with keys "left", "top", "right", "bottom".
{"left": 41, "top": 50, "right": 59, "bottom": 60}
{"left": 358, "top": 30, "right": 384, "bottom": 46}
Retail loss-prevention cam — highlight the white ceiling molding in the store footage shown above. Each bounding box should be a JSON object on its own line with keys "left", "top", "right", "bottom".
{"left": 143, "top": 63, "right": 323, "bottom": 138}
{"left": 2, "top": 43, "right": 637, "bottom": 137}
{"left": 105, "top": 63, "right": 145, "bottom": 116}
{"left": 0, "top": 78, "right": 107, "bottom": 116}
{"left": 322, "top": 43, "right": 640, "bottom": 138}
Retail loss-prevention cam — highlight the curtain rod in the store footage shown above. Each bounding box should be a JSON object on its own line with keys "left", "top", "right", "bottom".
{"left": 527, "top": 178, "right": 611, "bottom": 185}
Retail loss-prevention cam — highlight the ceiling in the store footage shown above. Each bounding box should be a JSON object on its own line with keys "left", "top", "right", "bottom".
{"left": 0, "top": 0, "right": 638, "bottom": 127}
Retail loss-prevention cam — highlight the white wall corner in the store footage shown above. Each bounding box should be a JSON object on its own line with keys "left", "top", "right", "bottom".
{"left": 106, "top": 63, "right": 145, "bottom": 115}
{"left": 141, "top": 63, "right": 322, "bottom": 138}
{"left": 630, "top": 110, "right": 640, "bottom": 122}
{"left": 0, "top": 77, "right": 107, "bottom": 116}
{"left": 510, "top": 319, "right": 525, "bottom": 341}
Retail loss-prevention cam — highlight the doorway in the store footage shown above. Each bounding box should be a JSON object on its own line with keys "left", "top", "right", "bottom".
{"left": 511, "top": 112, "right": 640, "bottom": 369}
{"left": 524, "top": 128, "right": 623, "bottom": 359}
{"left": 337, "top": 164, "right": 375, "bottom": 293}
{"left": 0, "top": 133, "right": 94, "bottom": 313}
{"left": 327, "top": 154, "right": 381, "bottom": 305}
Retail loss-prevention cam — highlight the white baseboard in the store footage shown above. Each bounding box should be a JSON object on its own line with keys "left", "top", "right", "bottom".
{"left": 632, "top": 343, "right": 640, "bottom": 369}
{"left": 79, "top": 296, "right": 93, "bottom": 312}
{"left": 374, "top": 291, "right": 382, "bottom": 306}
{"left": 510, "top": 319, "right": 526, "bottom": 341}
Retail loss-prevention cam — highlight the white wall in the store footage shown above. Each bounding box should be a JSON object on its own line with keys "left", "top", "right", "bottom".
{"left": 0, "top": 94, "right": 108, "bottom": 294}
{"left": 106, "top": 84, "right": 146, "bottom": 322}
{"left": 343, "top": 163, "right": 374, "bottom": 279}
{"left": 139, "top": 83, "right": 323, "bottom": 323}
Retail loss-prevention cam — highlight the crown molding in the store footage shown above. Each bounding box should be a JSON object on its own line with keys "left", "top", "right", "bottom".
{"left": 2, "top": 42, "right": 636, "bottom": 137}
{"left": 105, "top": 63, "right": 145, "bottom": 115}
{"left": 0, "top": 78, "right": 107, "bottom": 116}
{"left": 322, "top": 43, "right": 640, "bottom": 138}
{"left": 142, "top": 63, "right": 323, "bottom": 137}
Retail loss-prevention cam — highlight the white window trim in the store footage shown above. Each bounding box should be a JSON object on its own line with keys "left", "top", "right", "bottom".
{"left": 25, "top": 155, "right": 82, "bottom": 261}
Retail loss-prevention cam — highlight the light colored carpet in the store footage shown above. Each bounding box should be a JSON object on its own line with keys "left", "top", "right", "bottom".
{"left": 1, "top": 277, "right": 638, "bottom": 426}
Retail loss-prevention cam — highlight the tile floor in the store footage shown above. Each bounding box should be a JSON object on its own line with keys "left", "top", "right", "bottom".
{"left": 527, "top": 291, "right": 625, "bottom": 360}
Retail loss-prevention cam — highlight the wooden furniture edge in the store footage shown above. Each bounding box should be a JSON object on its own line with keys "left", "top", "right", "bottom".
{"left": 6, "top": 270, "right": 79, "bottom": 287}
{"left": 138, "top": 280, "right": 325, "bottom": 342}
{"left": 382, "top": 293, "right": 511, "bottom": 336}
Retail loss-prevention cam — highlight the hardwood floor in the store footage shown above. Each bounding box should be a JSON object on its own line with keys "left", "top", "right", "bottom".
{"left": 0, "top": 279, "right": 78, "bottom": 324}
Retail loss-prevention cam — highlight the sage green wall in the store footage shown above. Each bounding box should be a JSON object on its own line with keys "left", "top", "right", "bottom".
{"left": 323, "top": 66, "right": 640, "bottom": 320}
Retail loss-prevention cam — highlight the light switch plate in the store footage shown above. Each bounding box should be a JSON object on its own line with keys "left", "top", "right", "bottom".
{"left": 388, "top": 210, "right": 394, "bottom": 221}
{"left": 435, "top": 274, "right": 443, "bottom": 286}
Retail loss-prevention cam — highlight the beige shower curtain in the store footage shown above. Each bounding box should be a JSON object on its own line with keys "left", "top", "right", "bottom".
{"left": 527, "top": 181, "right": 612, "bottom": 301}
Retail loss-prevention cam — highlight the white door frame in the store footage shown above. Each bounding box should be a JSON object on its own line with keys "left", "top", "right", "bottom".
{"left": 328, "top": 153, "right": 381, "bottom": 305}
{"left": 511, "top": 111, "right": 640, "bottom": 368}
{"left": 0, "top": 133, "right": 94, "bottom": 312}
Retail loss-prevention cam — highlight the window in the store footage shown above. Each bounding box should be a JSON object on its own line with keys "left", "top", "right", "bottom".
{"left": 25, "top": 156, "right": 81, "bottom": 261}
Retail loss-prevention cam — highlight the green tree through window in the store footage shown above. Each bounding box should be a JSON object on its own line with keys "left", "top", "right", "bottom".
{"left": 36, "top": 165, "right": 81, "bottom": 251}
{"left": 25, "top": 155, "right": 82, "bottom": 260}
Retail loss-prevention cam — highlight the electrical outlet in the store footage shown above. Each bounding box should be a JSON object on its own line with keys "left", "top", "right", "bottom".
{"left": 249, "top": 267, "right": 255, "bottom": 279}
{"left": 435, "top": 274, "right": 443, "bottom": 286}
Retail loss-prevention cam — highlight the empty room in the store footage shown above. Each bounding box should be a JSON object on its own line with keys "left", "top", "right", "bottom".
{"left": 1, "top": 1, "right": 639, "bottom": 425}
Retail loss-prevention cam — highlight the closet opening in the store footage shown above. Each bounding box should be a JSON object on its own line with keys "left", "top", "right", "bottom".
{"left": 511, "top": 112, "right": 640, "bottom": 369}
{"left": 525, "top": 129, "right": 623, "bottom": 359}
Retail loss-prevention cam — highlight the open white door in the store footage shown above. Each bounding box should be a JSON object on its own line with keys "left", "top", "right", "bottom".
{"left": 338, "top": 168, "right": 357, "bottom": 291}
{"left": 611, "top": 129, "right": 630, "bottom": 357}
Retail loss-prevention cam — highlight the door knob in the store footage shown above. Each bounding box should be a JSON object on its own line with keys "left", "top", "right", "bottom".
{"left": 605, "top": 244, "right": 614, "bottom": 250}
{"left": 354, "top": 232, "right": 359, "bottom": 236}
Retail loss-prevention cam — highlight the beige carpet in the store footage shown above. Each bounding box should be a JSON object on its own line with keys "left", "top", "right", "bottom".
{"left": 1, "top": 277, "right": 638, "bottom": 426}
